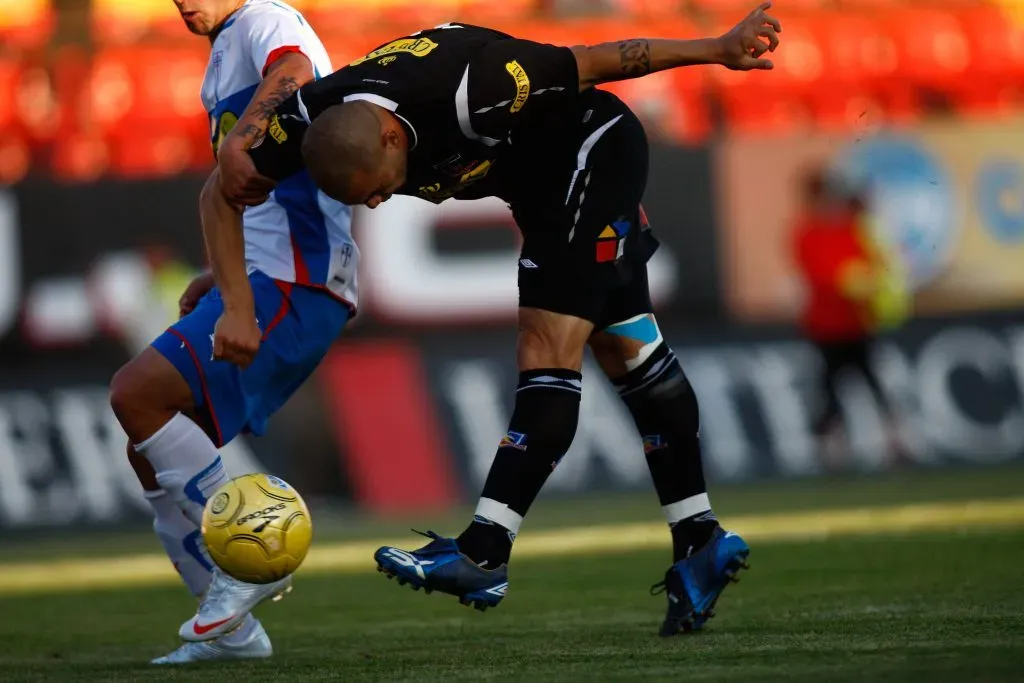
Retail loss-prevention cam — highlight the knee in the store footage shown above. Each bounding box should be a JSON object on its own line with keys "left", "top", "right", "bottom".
{"left": 109, "top": 361, "right": 145, "bottom": 426}
{"left": 109, "top": 350, "right": 192, "bottom": 439}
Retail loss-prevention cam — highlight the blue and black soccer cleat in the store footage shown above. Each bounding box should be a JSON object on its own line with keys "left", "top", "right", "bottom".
{"left": 651, "top": 526, "right": 750, "bottom": 636}
{"left": 374, "top": 531, "right": 509, "bottom": 611}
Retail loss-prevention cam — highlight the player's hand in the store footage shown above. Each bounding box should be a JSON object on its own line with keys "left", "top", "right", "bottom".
{"left": 715, "top": 2, "right": 782, "bottom": 71}
{"left": 213, "top": 307, "right": 262, "bottom": 368}
{"left": 218, "top": 138, "right": 277, "bottom": 207}
{"left": 178, "top": 272, "right": 216, "bottom": 319}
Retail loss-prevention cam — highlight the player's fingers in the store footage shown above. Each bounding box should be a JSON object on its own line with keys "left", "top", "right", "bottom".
{"left": 757, "top": 26, "right": 780, "bottom": 51}
{"left": 751, "top": 37, "right": 770, "bottom": 58}
{"left": 763, "top": 13, "right": 782, "bottom": 32}
{"left": 747, "top": 57, "right": 774, "bottom": 70}
{"left": 754, "top": 1, "right": 771, "bottom": 16}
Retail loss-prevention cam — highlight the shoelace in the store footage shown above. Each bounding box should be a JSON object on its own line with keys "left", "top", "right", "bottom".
{"left": 650, "top": 580, "right": 668, "bottom": 596}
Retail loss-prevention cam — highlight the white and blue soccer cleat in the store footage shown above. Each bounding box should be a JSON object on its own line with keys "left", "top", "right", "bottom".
{"left": 178, "top": 567, "right": 292, "bottom": 642}
{"left": 374, "top": 531, "right": 509, "bottom": 611}
{"left": 652, "top": 526, "right": 750, "bottom": 636}
{"left": 153, "top": 617, "right": 272, "bottom": 664}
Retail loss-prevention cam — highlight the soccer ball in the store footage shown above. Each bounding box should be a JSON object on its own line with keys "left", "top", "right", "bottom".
{"left": 201, "top": 473, "right": 313, "bottom": 584}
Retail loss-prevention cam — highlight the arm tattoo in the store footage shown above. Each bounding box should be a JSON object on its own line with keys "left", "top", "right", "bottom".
{"left": 618, "top": 39, "right": 651, "bottom": 77}
{"left": 253, "top": 76, "right": 300, "bottom": 121}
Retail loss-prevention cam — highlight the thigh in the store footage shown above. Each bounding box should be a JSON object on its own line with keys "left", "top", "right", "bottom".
{"left": 150, "top": 272, "right": 349, "bottom": 446}
{"left": 516, "top": 99, "right": 655, "bottom": 325}
{"left": 243, "top": 283, "right": 352, "bottom": 427}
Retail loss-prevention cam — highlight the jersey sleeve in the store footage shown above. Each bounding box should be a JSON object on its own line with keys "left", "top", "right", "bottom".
{"left": 462, "top": 39, "right": 579, "bottom": 143}
{"left": 247, "top": 93, "right": 307, "bottom": 181}
{"left": 238, "top": 5, "right": 318, "bottom": 77}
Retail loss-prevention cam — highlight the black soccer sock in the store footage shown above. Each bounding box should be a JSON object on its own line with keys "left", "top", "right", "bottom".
{"left": 457, "top": 368, "right": 582, "bottom": 567}
{"left": 613, "top": 342, "right": 718, "bottom": 562}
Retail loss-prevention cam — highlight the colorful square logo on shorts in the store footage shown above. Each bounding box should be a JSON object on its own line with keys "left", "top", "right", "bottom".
{"left": 499, "top": 431, "right": 528, "bottom": 451}
{"left": 596, "top": 218, "right": 630, "bottom": 263}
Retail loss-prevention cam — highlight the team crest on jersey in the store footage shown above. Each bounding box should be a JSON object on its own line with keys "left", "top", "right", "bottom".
{"left": 505, "top": 61, "right": 530, "bottom": 113}
{"left": 596, "top": 217, "right": 630, "bottom": 263}
{"left": 499, "top": 431, "right": 528, "bottom": 451}
{"left": 349, "top": 37, "right": 440, "bottom": 66}
{"left": 268, "top": 114, "right": 288, "bottom": 143}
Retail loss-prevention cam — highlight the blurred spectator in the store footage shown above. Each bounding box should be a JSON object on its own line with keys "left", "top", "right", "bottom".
{"left": 791, "top": 165, "right": 909, "bottom": 468}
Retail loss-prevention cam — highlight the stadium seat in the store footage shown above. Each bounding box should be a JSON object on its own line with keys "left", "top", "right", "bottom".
{"left": 882, "top": 8, "right": 971, "bottom": 101}
{"left": 803, "top": 12, "right": 917, "bottom": 129}
{"left": 0, "top": 0, "right": 54, "bottom": 50}
{"left": 51, "top": 135, "right": 111, "bottom": 183}
{"left": 708, "top": 15, "right": 822, "bottom": 133}
{"left": 92, "top": 0, "right": 313, "bottom": 43}
{"left": 686, "top": 0, "right": 825, "bottom": 16}
{"left": 0, "top": 134, "right": 31, "bottom": 184}
{"left": 954, "top": 5, "right": 1024, "bottom": 116}
{"left": 108, "top": 130, "right": 196, "bottom": 178}
{"left": 77, "top": 46, "right": 208, "bottom": 135}
{"left": 306, "top": 0, "right": 538, "bottom": 37}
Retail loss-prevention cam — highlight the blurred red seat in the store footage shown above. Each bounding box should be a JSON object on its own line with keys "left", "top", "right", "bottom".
{"left": 77, "top": 46, "right": 208, "bottom": 135}
{"left": 708, "top": 15, "right": 823, "bottom": 133}
{"left": 108, "top": 131, "right": 195, "bottom": 178}
{"left": 954, "top": 5, "right": 1024, "bottom": 115}
{"left": 0, "top": 0, "right": 54, "bottom": 50}
{"left": 883, "top": 8, "right": 971, "bottom": 97}
{"left": 688, "top": 0, "right": 825, "bottom": 16}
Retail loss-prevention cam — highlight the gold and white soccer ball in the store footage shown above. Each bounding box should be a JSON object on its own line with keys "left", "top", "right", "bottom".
{"left": 201, "top": 473, "right": 313, "bottom": 584}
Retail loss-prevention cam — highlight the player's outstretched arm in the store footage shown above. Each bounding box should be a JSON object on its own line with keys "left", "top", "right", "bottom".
{"left": 218, "top": 52, "right": 315, "bottom": 207}
{"left": 571, "top": 1, "right": 781, "bottom": 91}
{"left": 199, "top": 169, "right": 262, "bottom": 367}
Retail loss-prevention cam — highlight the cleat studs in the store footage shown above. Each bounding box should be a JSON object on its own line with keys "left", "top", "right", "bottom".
{"left": 474, "top": 601, "right": 487, "bottom": 612}
{"left": 411, "top": 585, "right": 420, "bottom": 591}
{"left": 425, "top": 588, "right": 433, "bottom": 595}
{"left": 397, "top": 578, "right": 407, "bottom": 586}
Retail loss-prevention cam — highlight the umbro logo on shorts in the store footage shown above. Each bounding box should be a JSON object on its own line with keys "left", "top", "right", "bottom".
{"left": 519, "top": 259, "right": 539, "bottom": 269}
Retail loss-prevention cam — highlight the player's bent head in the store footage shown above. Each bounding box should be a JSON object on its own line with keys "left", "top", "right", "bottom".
{"left": 302, "top": 101, "right": 408, "bottom": 208}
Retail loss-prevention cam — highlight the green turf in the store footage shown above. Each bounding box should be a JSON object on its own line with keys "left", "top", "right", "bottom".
{"left": 1, "top": 528, "right": 1022, "bottom": 682}
{"left": 11, "top": 462, "right": 1024, "bottom": 562}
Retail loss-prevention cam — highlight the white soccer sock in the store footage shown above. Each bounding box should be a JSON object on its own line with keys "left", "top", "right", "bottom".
{"left": 145, "top": 488, "right": 213, "bottom": 598}
{"left": 134, "top": 413, "right": 229, "bottom": 527}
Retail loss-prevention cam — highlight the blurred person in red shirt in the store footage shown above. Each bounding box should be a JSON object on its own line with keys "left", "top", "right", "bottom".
{"left": 792, "top": 166, "right": 907, "bottom": 466}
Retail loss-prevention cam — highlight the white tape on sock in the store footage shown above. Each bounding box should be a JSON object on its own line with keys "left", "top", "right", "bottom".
{"left": 475, "top": 497, "right": 524, "bottom": 535}
{"left": 662, "top": 493, "right": 712, "bottom": 525}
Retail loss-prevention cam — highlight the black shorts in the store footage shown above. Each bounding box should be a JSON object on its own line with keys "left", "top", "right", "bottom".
{"left": 509, "top": 92, "right": 658, "bottom": 329}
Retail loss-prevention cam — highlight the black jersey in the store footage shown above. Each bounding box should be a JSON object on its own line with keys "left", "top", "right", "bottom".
{"left": 249, "top": 23, "right": 585, "bottom": 203}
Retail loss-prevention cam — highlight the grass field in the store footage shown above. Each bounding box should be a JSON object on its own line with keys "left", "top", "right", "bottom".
{"left": 2, "top": 467, "right": 1024, "bottom": 682}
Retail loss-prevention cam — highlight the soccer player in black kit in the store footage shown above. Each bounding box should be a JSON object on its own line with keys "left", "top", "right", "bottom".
{"left": 203, "top": 2, "right": 782, "bottom": 636}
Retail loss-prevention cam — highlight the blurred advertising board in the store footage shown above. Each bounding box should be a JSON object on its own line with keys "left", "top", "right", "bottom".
{"left": 716, "top": 116, "right": 1024, "bottom": 322}
{"left": 3, "top": 312, "right": 1024, "bottom": 529}
{"left": 0, "top": 143, "right": 717, "bottom": 354}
